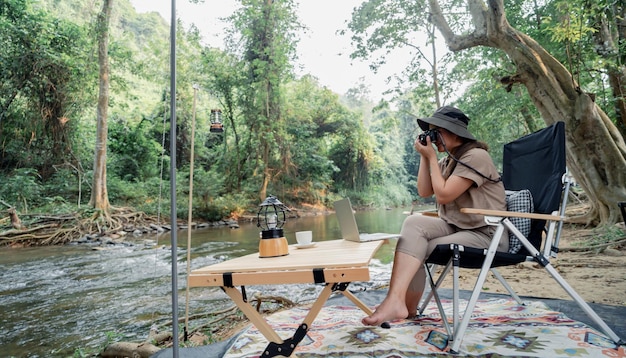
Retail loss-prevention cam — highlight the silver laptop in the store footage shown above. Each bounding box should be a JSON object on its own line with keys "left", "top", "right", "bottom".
{"left": 333, "top": 198, "right": 400, "bottom": 242}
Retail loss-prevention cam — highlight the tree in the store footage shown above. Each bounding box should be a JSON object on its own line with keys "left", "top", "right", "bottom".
{"left": 89, "top": 0, "right": 113, "bottom": 212}
{"left": 551, "top": 0, "right": 626, "bottom": 136}
{"left": 343, "top": 0, "right": 453, "bottom": 106}
{"left": 200, "top": 48, "right": 246, "bottom": 192}
{"left": 0, "top": 0, "right": 91, "bottom": 179}
{"left": 228, "top": 0, "right": 300, "bottom": 201}
{"left": 428, "top": 0, "right": 626, "bottom": 224}
{"left": 348, "top": 0, "right": 626, "bottom": 225}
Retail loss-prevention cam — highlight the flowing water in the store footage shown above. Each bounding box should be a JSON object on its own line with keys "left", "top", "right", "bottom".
{"left": 0, "top": 207, "right": 414, "bottom": 357}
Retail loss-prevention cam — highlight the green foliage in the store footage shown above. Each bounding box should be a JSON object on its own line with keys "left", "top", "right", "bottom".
{"left": 71, "top": 330, "right": 125, "bottom": 358}
{"left": 0, "top": 0, "right": 426, "bottom": 219}
{"left": 108, "top": 116, "right": 162, "bottom": 182}
{"left": 106, "top": 175, "right": 149, "bottom": 206}
{"left": 0, "top": 0, "right": 93, "bottom": 177}
{"left": 504, "top": 0, "right": 626, "bottom": 131}
{"left": 129, "top": 176, "right": 171, "bottom": 216}
{"left": 0, "top": 168, "right": 44, "bottom": 211}
{"left": 194, "top": 193, "right": 250, "bottom": 222}
{"left": 573, "top": 225, "right": 626, "bottom": 249}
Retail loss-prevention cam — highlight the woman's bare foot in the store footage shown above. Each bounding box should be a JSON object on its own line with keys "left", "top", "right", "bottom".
{"left": 362, "top": 297, "right": 408, "bottom": 326}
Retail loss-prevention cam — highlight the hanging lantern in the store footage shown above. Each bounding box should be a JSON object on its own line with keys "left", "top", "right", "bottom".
{"left": 257, "top": 195, "right": 290, "bottom": 258}
{"left": 209, "top": 109, "right": 224, "bottom": 133}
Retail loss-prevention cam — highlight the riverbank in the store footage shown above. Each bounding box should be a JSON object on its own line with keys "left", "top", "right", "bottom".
{"left": 0, "top": 202, "right": 340, "bottom": 248}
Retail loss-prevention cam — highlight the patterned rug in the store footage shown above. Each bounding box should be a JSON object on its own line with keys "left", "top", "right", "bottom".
{"left": 223, "top": 297, "right": 624, "bottom": 357}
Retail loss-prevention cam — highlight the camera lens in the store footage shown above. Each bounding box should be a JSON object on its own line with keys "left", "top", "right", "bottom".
{"left": 418, "top": 133, "right": 427, "bottom": 145}
{"left": 419, "top": 129, "right": 438, "bottom": 145}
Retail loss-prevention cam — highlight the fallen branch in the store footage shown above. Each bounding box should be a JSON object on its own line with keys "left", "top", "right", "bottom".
{"left": 147, "top": 331, "right": 173, "bottom": 345}
{"left": 100, "top": 341, "right": 160, "bottom": 358}
{"left": 0, "top": 224, "right": 62, "bottom": 237}
{"left": 156, "top": 305, "right": 238, "bottom": 330}
{"left": 252, "top": 292, "right": 296, "bottom": 312}
{"left": 187, "top": 309, "right": 243, "bottom": 335}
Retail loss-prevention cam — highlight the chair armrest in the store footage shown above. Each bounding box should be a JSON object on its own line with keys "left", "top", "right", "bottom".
{"left": 421, "top": 211, "right": 439, "bottom": 217}
{"left": 460, "top": 208, "right": 562, "bottom": 221}
{"left": 403, "top": 210, "right": 439, "bottom": 217}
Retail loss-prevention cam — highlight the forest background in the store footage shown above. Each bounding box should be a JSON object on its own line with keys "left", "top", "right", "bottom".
{"left": 1, "top": 0, "right": 626, "bottom": 243}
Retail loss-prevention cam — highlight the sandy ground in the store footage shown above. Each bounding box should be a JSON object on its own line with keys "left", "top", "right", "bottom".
{"left": 440, "top": 223, "right": 626, "bottom": 306}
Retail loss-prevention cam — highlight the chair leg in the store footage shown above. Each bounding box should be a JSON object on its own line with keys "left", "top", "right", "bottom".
{"left": 425, "top": 262, "right": 453, "bottom": 337}
{"left": 504, "top": 218, "right": 624, "bottom": 345}
{"left": 490, "top": 268, "right": 524, "bottom": 305}
{"left": 452, "top": 245, "right": 460, "bottom": 334}
{"left": 419, "top": 262, "right": 452, "bottom": 315}
{"left": 449, "top": 227, "right": 506, "bottom": 353}
{"left": 543, "top": 260, "right": 623, "bottom": 344}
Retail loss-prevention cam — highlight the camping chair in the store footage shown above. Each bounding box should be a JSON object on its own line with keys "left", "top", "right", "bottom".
{"left": 419, "top": 122, "right": 624, "bottom": 353}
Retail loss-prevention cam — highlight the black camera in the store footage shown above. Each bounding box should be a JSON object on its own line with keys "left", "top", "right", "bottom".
{"left": 418, "top": 129, "right": 439, "bottom": 145}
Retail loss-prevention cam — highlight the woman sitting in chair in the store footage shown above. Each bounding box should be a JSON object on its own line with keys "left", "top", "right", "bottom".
{"left": 363, "top": 106, "right": 507, "bottom": 326}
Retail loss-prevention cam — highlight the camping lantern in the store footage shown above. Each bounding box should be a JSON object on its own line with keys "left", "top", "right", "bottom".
{"left": 257, "top": 195, "right": 290, "bottom": 258}
{"left": 209, "top": 109, "right": 224, "bottom": 133}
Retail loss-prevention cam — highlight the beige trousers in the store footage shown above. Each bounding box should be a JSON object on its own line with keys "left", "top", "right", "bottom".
{"left": 396, "top": 214, "right": 509, "bottom": 293}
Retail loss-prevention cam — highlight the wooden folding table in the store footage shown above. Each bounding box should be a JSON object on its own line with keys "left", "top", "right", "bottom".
{"left": 188, "top": 239, "right": 385, "bottom": 357}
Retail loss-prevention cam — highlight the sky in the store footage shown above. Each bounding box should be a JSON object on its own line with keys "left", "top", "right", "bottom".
{"left": 129, "top": 0, "right": 402, "bottom": 99}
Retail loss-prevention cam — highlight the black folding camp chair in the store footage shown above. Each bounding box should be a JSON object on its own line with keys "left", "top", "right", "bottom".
{"left": 419, "top": 122, "right": 624, "bottom": 353}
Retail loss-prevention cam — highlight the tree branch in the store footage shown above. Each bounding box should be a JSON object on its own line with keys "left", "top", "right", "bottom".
{"left": 485, "top": 0, "right": 506, "bottom": 33}
{"left": 428, "top": 0, "right": 491, "bottom": 51}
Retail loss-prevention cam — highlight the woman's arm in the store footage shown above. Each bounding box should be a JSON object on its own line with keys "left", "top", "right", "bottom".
{"left": 416, "top": 137, "right": 434, "bottom": 197}
{"left": 430, "top": 170, "right": 473, "bottom": 205}
{"left": 416, "top": 136, "right": 473, "bottom": 204}
{"left": 417, "top": 158, "right": 434, "bottom": 198}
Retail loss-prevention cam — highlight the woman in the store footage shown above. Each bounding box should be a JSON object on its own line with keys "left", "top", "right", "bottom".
{"left": 362, "top": 106, "right": 507, "bottom": 326}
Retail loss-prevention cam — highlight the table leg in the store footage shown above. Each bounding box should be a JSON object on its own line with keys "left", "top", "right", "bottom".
{"left": 224, "top": 282, "right": 379, "bottom": 357}
{"left": 222, "top": 286, "right": 283, "bottom": 344}
{"left": 302, "top": 283, "right": 334, "bottom": 327}
{"left": 339, "top": 289, "right": 374, "bottom": 315}
{"left": 335, "top": 284, "right": 390, "bottom": 328}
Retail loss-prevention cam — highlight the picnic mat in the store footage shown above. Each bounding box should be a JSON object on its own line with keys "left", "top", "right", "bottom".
{"left": 223, "top": 297, "right": 624, "bottom": 357}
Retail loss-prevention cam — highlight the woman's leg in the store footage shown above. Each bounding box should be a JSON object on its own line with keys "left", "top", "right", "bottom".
{"left": 406, "top": 265, "right": 426, "bottom": 317}
{"left": 425, "top": 225, "right": 508, "bottom": 255}
{"left": 362, "top": 215, "right": 453, "bottom": 326}
{"left": 363, "top": 220, "right": 504, "bottom": 325}
{"left": 398, "top": 215, "right": 455, "bottom": 318}
{"left": 361, "top": 251, "right": 421, "bottom": 326}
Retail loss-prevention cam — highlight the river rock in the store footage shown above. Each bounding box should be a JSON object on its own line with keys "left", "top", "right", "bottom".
{"left": 150, "top": 224, "right": 165, "bottom": 232}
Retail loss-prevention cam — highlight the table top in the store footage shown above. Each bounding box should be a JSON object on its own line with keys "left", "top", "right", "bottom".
{"left": 190, "top": 239, "right": 385, "bottom": 275}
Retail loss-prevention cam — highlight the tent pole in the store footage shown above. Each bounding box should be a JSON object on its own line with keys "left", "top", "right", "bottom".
{"left": 184, "top": 84, "right": 199, "bottom": 341}
{"left": 169, "top": 0, "right": 179, "bottom": 356}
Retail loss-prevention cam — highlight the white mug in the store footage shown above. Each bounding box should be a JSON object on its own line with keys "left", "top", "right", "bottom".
{"left": 295, "top": 231, "right": 313, "bottom": 245}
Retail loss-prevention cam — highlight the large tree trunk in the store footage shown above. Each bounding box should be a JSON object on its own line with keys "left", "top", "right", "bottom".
{"left": 429, "top": 0, "right": 626, "bottom": 225}
{"left": 89, "top": 0, "right": 112, "bottom": 211}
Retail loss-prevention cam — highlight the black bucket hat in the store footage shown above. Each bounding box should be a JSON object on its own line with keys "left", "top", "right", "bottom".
{"left": 417, "top": 106, "right": 476, "bottom": 141}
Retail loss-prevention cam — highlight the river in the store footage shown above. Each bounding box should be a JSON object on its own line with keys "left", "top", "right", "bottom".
{"left": 0, "top": 206, "right": 413, "bottom": 357}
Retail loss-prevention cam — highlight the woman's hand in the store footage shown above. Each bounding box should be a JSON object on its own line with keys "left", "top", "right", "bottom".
{"left": 414, "top": 136, "right": 437, "bottom": 161}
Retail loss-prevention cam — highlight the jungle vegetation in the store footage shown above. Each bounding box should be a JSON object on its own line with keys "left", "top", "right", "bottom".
{"left": 1, "top": 0, "right": 625, "bottom": 236}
